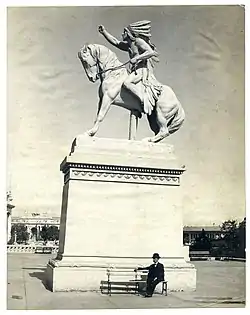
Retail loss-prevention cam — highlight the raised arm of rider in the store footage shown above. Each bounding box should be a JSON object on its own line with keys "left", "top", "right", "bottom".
{"left": 99, "top": 26, "right": 129, "bottom": 51}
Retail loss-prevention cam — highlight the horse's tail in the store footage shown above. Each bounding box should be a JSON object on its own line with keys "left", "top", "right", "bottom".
{"left": 168, "top": 105, "right": 185, "bottom": 134}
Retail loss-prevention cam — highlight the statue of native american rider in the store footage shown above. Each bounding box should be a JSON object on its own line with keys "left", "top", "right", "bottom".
{"left": 98, "top": 20, "right": 162, "bottom": 116}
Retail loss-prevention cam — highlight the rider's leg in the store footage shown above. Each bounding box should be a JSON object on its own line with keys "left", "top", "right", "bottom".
{"left": 122, "top": 71, "right": 143, "bottom": 103}
{"left": 142, "top": 67, "right": 149, "bottom": 84}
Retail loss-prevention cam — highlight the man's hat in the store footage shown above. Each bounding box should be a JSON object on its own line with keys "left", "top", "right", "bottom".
{"left": 152, "top": 253, "right": 160, "bottom": 259}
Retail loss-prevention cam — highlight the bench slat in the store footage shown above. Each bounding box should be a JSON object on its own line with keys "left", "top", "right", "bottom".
{"left": 100, "top": 286, "right": 137, "bottom": 291}
{"left": 102, "top": 282, "right": 137, "bottom": 286}
{"left": 108, "top": 273, "right": 135, "bottom": 276}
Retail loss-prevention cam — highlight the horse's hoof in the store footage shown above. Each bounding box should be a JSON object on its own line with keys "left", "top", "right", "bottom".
{"left": 84, "top": 132, "right": 93, "bottom": 137}
{"left": 85, "top": 129, "right": 96, "bottom": 137}
{"left": 142, "top": 137, "right": 152, "bottom": 142}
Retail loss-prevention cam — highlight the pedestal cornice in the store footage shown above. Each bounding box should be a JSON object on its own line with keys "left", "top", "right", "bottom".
{"left": 61, "top": 161, "right": 185, "bottom": 186}
{"left": 61, "top": 136, "right": 186, "bottom": 186}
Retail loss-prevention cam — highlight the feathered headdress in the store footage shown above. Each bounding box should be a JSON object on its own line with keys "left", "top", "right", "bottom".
{"left": 127, "top": 20, "right": 152, "bottom": 38}
{"left": 126, "top": 20, "right": 159, "bottom": 64}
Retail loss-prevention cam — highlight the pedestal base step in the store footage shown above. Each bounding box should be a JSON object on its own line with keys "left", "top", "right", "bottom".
{"left": 46, "top": 258, "right": 196, "bottom": 292}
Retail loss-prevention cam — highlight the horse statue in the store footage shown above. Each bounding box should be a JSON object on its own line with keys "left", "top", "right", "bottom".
{"left": 78, "top": 44, "right": 185, "bottom": 143}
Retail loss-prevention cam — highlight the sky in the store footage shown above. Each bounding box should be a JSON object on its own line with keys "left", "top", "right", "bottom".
{"left": 7, "top": 5, "right": 245, "bottom": 225}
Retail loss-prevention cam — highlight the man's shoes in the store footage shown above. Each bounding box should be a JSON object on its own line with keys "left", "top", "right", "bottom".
{"left": 144, "top": 294, "right": 152, "bottom": 298}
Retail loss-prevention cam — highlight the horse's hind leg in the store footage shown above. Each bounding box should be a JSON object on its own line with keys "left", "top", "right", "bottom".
{"left": 147, "top": 108, "right": 160, "bottom": 135}
{"left": 143, "top": 107, "right": 170, "bottom": 143}
{"left": 146, "top": 126, "right": 169, "bottom": 143}
{"left": 168, "top": 107, "right": 185, "bottom": 134}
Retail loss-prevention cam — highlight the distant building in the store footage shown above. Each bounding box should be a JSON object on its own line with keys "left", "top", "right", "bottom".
{"left": 11, "top": 215, "right": 60, "bottom": 242}
{"left": 183, "top": 225, "right": 222, "bottom": 245}
{"left": 10, "top": 216, "right": 223, "bottom": 246}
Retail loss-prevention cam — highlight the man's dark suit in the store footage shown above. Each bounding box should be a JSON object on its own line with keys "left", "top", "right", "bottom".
{"left": 138, "top": 262, "right": 165, "bottom": 296}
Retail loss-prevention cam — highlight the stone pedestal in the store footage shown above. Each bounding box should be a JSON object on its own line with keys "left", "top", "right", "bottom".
{"left": 46, "top": 136, "right": 196, "bottom": 292}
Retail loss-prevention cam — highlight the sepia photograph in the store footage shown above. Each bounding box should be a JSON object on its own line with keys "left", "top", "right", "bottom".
{"left": 5, "top": 3, "right": 246, "bottom": 310}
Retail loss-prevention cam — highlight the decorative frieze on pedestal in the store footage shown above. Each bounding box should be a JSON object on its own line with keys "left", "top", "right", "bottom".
{"left": 62, "top": 163, "right": 183, "bottom": 186}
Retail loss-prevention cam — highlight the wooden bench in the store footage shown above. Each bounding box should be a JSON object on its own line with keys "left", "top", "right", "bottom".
{"left": 190, "top": 250, "right": 211, "bottom": 260}
{"left": 100, "top": 269, "right": 140, "bottom": 296}
{"left": 35, "top": 246, "right": 53, "bottom": 254}
{"left": 100, "top": 268, "right": 168, "bottom": 296}
{"left": 100, "top": 280, "right": 139, "bottom": 296}
{"left": 35, "top": 246, "right": 44, "bottom": 254}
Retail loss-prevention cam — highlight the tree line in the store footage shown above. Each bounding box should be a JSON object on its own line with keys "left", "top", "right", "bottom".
{"left": 8, "top": 224, "right": 59, "bottom": 245}
{"left": 186, "top": 218, "right": 246, "bottom": 258}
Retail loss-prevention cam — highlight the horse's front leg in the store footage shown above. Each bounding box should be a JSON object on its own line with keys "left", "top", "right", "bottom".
{"left": 86, "top": 124, "right": 99, "bottom": 137}
{"left": 86, "top": 92, "right": 115, "bottom": 137}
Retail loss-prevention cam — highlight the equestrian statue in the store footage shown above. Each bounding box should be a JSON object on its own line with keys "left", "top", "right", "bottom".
{"left": 78, "top": 20, "right": 185, "bottom": 143}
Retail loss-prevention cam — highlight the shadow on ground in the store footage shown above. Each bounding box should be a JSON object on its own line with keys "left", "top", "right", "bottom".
{"left": 24, "top": 267, "right": 51, "bottom": 292}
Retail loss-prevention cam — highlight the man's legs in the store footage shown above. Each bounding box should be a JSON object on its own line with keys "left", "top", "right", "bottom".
{"left": 151, "top": 279, "right": 161, "bottom": 295}
{"left": 146, "top": 278, "right": 161, "bottom": 297}
{"left": 146, "top": 278, "right": 154, "bottom": 296}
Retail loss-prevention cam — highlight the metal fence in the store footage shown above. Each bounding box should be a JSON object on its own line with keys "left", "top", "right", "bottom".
{"left": 7, "top": 244, "right": 59, "bottom": 254}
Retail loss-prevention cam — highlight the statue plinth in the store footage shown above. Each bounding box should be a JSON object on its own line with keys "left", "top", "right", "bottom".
{"left": 46, "top": 136, "right": 196, "bottom": 292}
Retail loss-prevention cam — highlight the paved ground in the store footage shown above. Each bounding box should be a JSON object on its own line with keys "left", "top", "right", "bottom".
{"left": 7, "top": 254, "right": 246, "bottom": 310}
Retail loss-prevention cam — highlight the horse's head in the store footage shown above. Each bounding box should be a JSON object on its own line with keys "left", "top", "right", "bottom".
{"left": 78, "top": 44, "right": 123, "bottom": 83}
{"left": 78, "top": 44, "right": 100, "bottom": 83}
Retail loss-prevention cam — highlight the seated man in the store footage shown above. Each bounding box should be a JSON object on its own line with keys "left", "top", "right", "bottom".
{"left": 135, "top": 253, "right": 165, "bottom": 297}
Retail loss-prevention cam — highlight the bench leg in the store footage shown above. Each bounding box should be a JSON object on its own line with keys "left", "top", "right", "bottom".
{"left": 108, "top": 281, "right": 111, "bottom": 296}
{"left": 135, "top": 283, "right": 139, "bottom": 296}
{"left": 161, "top": 282, "right": 167, "bottom": 296}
